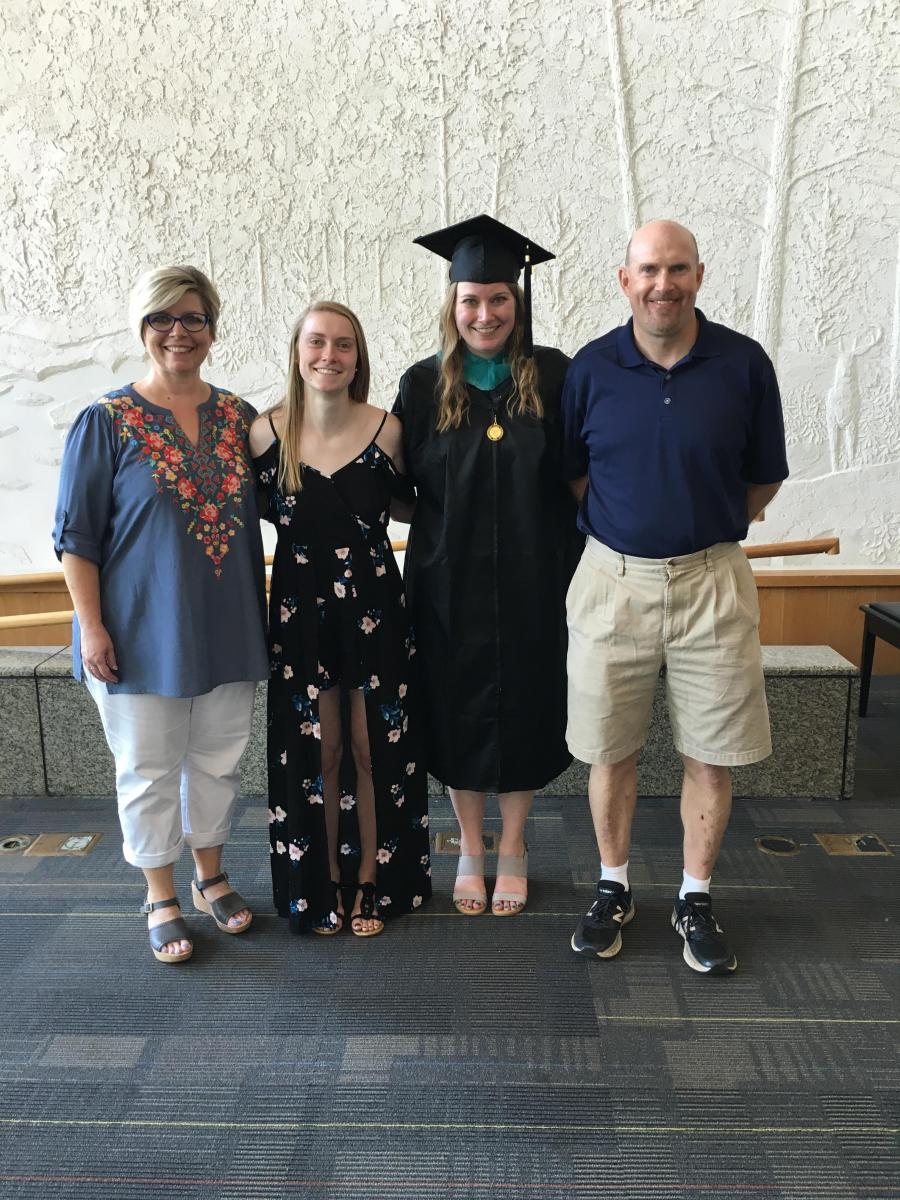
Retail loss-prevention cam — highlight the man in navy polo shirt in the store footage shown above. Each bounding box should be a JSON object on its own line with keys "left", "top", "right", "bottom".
{"left": 561, "top": 219, "right": 788, "bottom": 975}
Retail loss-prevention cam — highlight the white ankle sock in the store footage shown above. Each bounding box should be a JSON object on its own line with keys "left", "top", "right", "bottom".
{"left": 680, "top": 871, "right": 711, "bottom": 900}
{"left": 600, "top": 861, "right": 629, "bottom": 890}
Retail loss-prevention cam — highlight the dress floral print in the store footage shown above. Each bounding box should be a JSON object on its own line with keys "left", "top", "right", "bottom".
{"left": 256, "top": 425, "right": 432, "bottom": 932}
{"left": 101, "top": 388, "right": 252, "bottom": 577}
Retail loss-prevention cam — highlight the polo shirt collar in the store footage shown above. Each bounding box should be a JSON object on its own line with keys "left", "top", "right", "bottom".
{"left": 616, "top": 308, "right": 722, "bottom": 369}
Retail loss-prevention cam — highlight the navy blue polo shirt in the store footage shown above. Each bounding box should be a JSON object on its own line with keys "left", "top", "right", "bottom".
{"left": 561, "top": 310, "right": 789, "bottom": 558}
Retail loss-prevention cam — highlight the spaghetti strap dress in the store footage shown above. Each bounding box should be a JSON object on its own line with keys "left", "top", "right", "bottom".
{"left": 254, "top": 413, "right": 432, "bottom": 932}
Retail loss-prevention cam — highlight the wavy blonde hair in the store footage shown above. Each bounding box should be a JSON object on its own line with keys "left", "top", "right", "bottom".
{"left": 272, "top": 301, "right": 370, "bottom": 494}
{"left": 435, "top": 282, "right": 541, "bottom": 433}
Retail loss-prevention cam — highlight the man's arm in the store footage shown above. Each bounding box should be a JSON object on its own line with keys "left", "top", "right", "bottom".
{"left": 744, "top": 349, "right": 788, "bottom": 524}
{"left": 568, "top": 476, "right": 588, "bottom": 506}
{"left": 747, "top": 481, "right": 782, "bottom": 523}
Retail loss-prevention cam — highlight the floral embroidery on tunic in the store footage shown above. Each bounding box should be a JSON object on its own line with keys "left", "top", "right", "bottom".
{"left": 102, "top": 389, "right": 252, "bottom": 577}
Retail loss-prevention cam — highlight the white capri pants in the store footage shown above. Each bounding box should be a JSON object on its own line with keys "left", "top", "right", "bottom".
{"left": 86, "top": 676, "right": 256, "bottom": 869}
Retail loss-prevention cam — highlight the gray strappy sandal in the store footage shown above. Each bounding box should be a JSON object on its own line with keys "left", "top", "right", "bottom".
{"left": 453, "top": 853, "right": 487, "bottom": 915}
{"left": 491, "top": 845, "right": 529, "bottom": 916}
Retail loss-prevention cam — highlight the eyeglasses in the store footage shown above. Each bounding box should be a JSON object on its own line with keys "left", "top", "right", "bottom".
{"left": 144, "top": 311, "right": 210, "bottom": 332}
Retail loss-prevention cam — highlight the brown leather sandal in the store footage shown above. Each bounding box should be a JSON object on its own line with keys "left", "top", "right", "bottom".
{"left": 141, "top": 896, "right": 193, "bottom": 964}
{"left": 191, "top": 872, "right": 253, "bottom": 934}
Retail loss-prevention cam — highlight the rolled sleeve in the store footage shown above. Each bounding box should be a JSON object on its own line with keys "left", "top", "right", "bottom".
{"left": 52, "top": 404, "right": 116, "bottom": 563}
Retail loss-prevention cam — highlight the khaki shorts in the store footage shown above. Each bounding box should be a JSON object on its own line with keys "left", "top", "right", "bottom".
{"left": 566, "top": 538, "right": 771, "bottom": 767}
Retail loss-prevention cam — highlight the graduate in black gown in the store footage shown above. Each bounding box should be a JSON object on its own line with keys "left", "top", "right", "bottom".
{"left": 393, "top": 216, "right": 582, "bottom": 917}
{"left": 251, "top": 301, "right": 431, "bottom": 937}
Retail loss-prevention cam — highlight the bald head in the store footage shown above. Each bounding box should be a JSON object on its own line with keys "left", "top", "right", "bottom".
{"left": 624, "top": 220, "right": 700, "bottom": 267}
{"left": 618, "top": 219, "right": 705, "bottom": 351}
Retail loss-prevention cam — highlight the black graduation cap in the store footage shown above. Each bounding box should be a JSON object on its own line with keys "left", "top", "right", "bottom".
{"left": 414, "top": 214, "right": 554, "bottom": 356}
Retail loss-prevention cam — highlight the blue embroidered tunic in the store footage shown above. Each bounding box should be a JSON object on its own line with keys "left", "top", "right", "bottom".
{"left": 53, "top": 385, "right": 269, "bottom": 697}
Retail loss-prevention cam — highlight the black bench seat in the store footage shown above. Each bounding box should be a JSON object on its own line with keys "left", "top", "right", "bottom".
{"left": 859, "top": 602, "right": 900, "bottom": 716}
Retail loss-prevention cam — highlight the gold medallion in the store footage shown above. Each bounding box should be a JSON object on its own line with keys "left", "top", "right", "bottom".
{"left": 486, "top": 421, "right": 504, "bottom": 442}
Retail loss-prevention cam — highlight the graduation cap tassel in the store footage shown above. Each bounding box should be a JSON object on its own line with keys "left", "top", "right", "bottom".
{"left": 523, "top": 246, "right": 533, "bottom": 358}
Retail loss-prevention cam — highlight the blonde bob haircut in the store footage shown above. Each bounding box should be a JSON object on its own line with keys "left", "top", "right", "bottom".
{"left": 273, "top": 300, "right": 371, "bottom": 495}
{"left": 129, "top": 265, "right": 221, "bottom": 344}
{"left": 435, "top": 282, "right": 541, "bottom": 432}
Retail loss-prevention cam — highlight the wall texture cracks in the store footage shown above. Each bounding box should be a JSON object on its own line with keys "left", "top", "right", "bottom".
{"left": 1, "top": 0, "right": 898, "bottom": 570}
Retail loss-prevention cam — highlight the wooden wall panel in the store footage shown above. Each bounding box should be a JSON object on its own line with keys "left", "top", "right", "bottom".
{"left": 756, "top": 571, "right": 900, "bottom": 672}
{"left": 0, "top": 575, "right": 72, "bottom": 647}
{"left": 3, "top": 568, "right": 900, "bottom": 671}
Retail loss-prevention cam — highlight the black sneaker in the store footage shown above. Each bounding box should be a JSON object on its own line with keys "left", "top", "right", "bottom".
{"left": 571, "top": 880, "right": 635, "bottom": 958}
{"left": 671, "top": 892, "right": 737, "bottom": 975}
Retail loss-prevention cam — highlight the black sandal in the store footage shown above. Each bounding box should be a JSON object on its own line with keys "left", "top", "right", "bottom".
{"left": 191, "top": 872, "right": 252, "bottom": 934}
{"left": 141, "top": 896, "right": 193, "bottom": 964}
{"left": 350, "top": 882, "right": 384, "bottom": 938}
{"left": 312, "top": 880, "right": 344, "bottom": 936}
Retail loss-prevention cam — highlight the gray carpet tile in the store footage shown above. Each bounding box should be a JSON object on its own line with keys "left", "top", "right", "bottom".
{"left": 0, "top": 678, "right": 897, "bottom": 1198}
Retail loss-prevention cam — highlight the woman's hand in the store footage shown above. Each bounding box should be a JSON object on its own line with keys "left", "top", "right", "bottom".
{"left": 61, "top": 553, "right": 119, "bottom": 683}
{"left": 80, "top": 621, "right": 119, "bottom": 683}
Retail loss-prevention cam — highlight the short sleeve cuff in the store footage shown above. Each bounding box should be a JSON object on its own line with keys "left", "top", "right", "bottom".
{"left": 53, "top": 517, "right": 102, "bottom": 564}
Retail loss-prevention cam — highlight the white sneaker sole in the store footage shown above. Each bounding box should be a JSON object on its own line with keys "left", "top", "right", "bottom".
{"left": 571, "top": 903, "right": 635, "bottom": 958}
{"left": 672, "top": 915, "right": 738, "bottom": 974}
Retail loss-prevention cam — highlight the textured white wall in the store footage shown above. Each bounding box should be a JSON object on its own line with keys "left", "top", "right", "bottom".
{"left": 1, "top": 0, "right": 898, "bottom": 571}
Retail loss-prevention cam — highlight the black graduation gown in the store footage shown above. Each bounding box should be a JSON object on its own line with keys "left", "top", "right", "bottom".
{"left": 393, "top": 347, "right": 583, "bottom": 792}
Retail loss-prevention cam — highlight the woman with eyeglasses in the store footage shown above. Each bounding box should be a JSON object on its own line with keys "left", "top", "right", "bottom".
{"left": 53, "top": 265, "right": 268, "bottom": 965}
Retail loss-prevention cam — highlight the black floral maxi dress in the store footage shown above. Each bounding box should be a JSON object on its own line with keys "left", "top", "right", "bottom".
{"left": 255, "top": 419, "right": 432, "bottom": 932}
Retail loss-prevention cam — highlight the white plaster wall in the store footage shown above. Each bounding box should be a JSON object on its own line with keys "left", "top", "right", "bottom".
{"left": 1, "top": 0, "right": 898, "bottom": 571}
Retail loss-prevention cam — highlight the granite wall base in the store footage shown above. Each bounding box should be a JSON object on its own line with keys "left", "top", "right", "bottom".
{"left": 1, "top": 645, "right": 858, "bottom": 802}
{"left": 0, "top": 650, "right": 51, "bottom": 797}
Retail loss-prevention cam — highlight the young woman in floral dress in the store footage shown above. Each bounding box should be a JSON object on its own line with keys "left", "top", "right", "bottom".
{"left": 251, "top": 301, "right": 431, "bottom": 936}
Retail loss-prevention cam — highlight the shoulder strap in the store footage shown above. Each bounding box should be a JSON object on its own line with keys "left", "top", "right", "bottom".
{"left": 267, "top": 410, "right": 278, "bottom": 441}
{"left": 373, "top": 410, "right": 389, "bottom": 440}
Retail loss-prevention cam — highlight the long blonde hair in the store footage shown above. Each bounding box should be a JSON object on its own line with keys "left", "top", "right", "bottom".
{"left": 272, "top": 301, "right": 370, "bottom": 494}
{"left": 435, "top": 282, "right": 542, "bottom": 433}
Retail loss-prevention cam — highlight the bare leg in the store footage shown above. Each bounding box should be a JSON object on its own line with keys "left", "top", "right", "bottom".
{"left": 144, "top": 863, "right": 191, "bottom": 955}
{"left": 587, "top": 750, "right": 641, "bottom": 869}
{"left": 349, "top": 690, "right": 381, "bottom": 934}
{"left": 191, "top": 844, "right": 251, "bottom": 929}
{"left": 449, "top": 788, "right": 487, "bottom": 913}
{"left": 493, "top": 790, "right": 533, "bottom": 913}
{"left": 317, "top": 687, "right": 345, "bottom": 923}
{"left": 679, "top": 755, "right": 732, "bottom": 879}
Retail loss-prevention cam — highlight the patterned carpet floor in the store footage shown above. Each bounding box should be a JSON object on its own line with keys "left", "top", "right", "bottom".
{"left": 0, "top": 678, "right": 897, "bottom": 1199}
